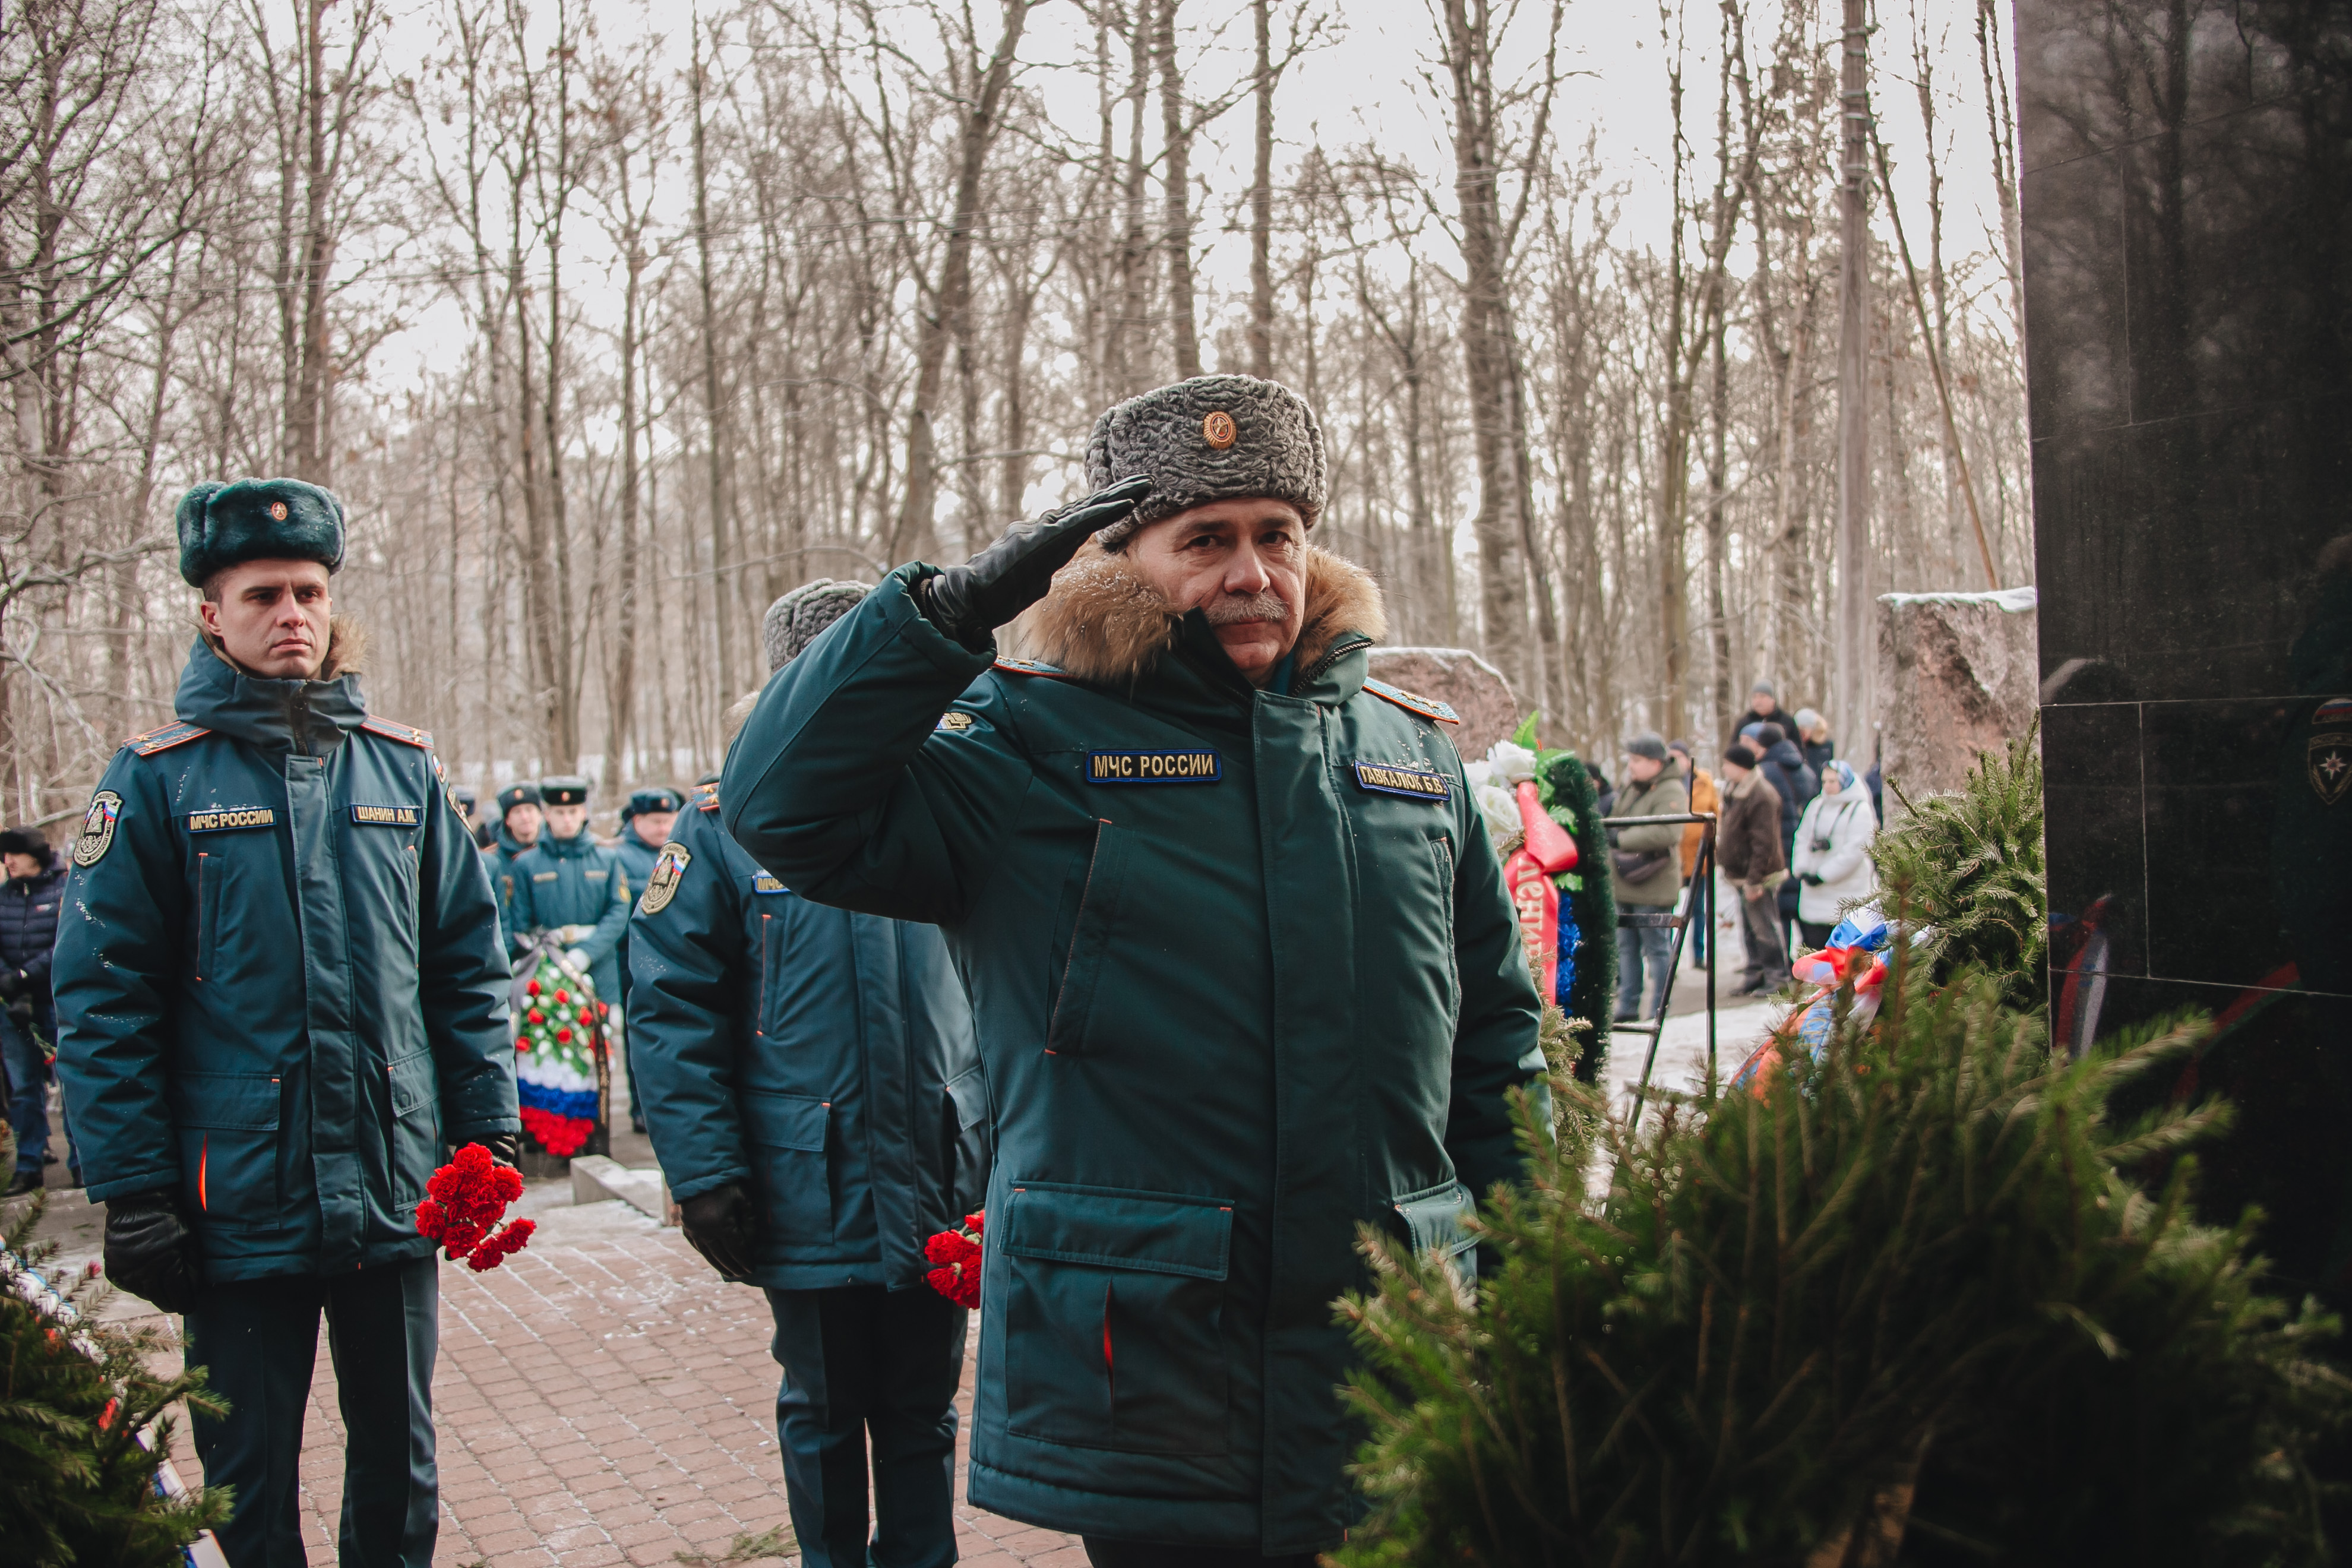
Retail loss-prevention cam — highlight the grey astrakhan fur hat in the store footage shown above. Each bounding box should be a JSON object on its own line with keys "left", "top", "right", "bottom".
{"left": 1083, "top": 375, "right": 1327, "bottom": 551}
{"left": 763, "top": 579, "right": 874, "bottom": 674}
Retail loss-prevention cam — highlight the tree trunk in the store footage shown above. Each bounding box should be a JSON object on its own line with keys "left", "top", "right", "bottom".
{"left": 1833, "top": 0, "right": 1874, "bottom": 757}
{"left": 1155, "top": 0, "right": 1199, "bottom": 379}
{"left": 894, "top": 0, "right": 1033, "bottom": 563}
{"left": 1247, "top": 0, "right": 1275, "bottom": 378}
{"left": 691, "top": 17, "right": 736, "bottom": 693}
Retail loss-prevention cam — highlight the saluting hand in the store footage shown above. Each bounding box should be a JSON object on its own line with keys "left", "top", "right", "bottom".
{"left": 918, "top": 476, "right": 1153, "bottom": 650}
{"left": 103, "top": 1193, "right": 201, "bottom": 1314}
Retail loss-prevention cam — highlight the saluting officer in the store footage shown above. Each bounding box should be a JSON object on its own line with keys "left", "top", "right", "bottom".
{"left": 54, "top": 478, "right": 517, "bottom": 1567}
{"left": 612, "top": 786, "right": 682, "bottom": 1134}
{"left": 634, "top": 581, "right": 988, "bottom": 1568}
{"left": 722, "top": 377, "right": 1544, "bottom": 1566}
{"left": 505, "top": 776, "right": 632, "bottom": 1011}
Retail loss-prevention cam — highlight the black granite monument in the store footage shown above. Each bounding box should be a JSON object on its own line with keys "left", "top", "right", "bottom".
{"left": 2020, "top": 0, "right": 2351, "bottom": 1301}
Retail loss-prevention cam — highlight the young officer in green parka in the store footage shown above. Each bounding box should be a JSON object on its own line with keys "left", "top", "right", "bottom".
{"left": 633, "top": 581, "right": 989, "bottom": 1568}
{"left": 720, "top": 375, "right": 1547, "bottom": 1566}
{"left": 53, "top": 479, "right": 519, "bottom": 1568}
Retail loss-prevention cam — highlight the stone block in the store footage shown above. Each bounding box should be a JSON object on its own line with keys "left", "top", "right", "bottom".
{"left": 1364, "top": 647, "right": 1522, "bottom": 760}
{"left": 1876, "top": 587, "right": 2040, "bottom": 811}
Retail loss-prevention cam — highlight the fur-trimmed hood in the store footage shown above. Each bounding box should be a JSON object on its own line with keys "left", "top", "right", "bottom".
{"left": 1016, "top": 543, "right": 1386, "bottom": 687}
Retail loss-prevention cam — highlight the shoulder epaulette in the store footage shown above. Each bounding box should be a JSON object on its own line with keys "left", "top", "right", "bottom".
{"left": 1361, "top": 678, "right": 1461, "bottom": 725}
{"left": 993, "top": 656, "right": 1078, "bottom": 681}
{"left": 360, "top": 715, "right": 434, "bottom": 749}
{"left": 125, "top": 720, "right": 213, "bottom": 756}
{"left": 693, "top": 783, "right": 720, "bottom": 813}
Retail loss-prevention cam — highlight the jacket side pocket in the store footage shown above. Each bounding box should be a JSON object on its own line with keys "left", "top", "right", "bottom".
{"left": 1000, "top": 1182, "right": 1233, "bottom": 1455}
{"left": 1393, "top": 1180, "right": 1480, "bottom": 1297}
{"left": 387, "top": 1049, "right": 441, "bottom": 1211}
{"left": 1046, "top": 823, "right": 1130, "bottom": 1057}
{"left": 170, "top": 1072, "right": 282, "bottom": 1226}
{"left": 745, "top": 1089, "right": 833, "bottom": 1244}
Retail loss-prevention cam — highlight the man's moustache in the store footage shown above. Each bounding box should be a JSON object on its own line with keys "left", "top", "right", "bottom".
{"left": 1203, "top": 592, "right": 1288, "bottom": 625}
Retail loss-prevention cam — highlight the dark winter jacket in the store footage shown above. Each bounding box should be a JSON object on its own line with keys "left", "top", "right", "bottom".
{"left": 720, "top": 547, "right": 1545, "bottom": 1555}
{"left": 630, "top": 788, "right": 988, "bottom": 1289}
{"left": 54, "top": 633, "right": 516, "bottom": 1282}
{"left": 0, "top": 853, "right": 64, "bottom": 1025}
{"left": 1608, "top": 769, "right": 1689, "bottom": 906}
{"left": 506, "top": 829, "right": 632, "bottom": 1009}
{"left": 612, "top": 821, "right": 666, "bottom": 1005}
{"left": 1731, "top": 703, "right": 1800, "bottom": 752}
{"left": 1759, "top": 736, "right": 1820, "bottom": 848}
{"left": 1716, "top": 770, "right": 1788, "bottom": 888}
{"left": 486, "top": 821, "right": 536, "bottom": 944}
{"left": 1801, "top": 734, "right": 1836, "bottom": 776}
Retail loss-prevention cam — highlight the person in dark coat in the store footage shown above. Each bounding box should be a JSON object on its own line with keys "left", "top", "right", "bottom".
{"left": 1794, "top": 707, "right": 1836, "bottom": 776}
{"left": 612, "top": 786, "right": 683, "bottom": 1134}
{"left": 1729, "top": 678, "right": 1800, "bottom": 752}
{"left": 53, "top": 478, "right": 517, "bottom": 1567}
{"left": 486, "top": 780, "right": 542, "bottom": 937}
{"left": 0, "top": 827, "right": 69, "bottom": 1193}
{"left": 1717, "top": 742, "right": 1790, "bottom": 994}
{"left": 634, "top": 583, "right": 988, "bottom": 1568}
{"left": 1753, "top": 722, "right": 1819, "bottom": 953}
{"left": 721, "top": 377, "right": 1545, "bottom": 1564}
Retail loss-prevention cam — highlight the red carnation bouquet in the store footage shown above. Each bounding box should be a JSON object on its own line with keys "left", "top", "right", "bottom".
{"left": 416, "top": 1143, "right": 536, "bottom": 1272}
{"left": 923, "top": 1210, "right": 985, "bottom": 1308}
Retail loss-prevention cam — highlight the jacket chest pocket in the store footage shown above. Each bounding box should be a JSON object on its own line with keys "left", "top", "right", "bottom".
{"left": 387, "top": 1050, "right": 441, "bottom": 1210}
{"left": 1000, "top": 1183, "right": 1233, "bottom": 1456}
{"left": 193, "top": 852, "right": 222, "bottom": 984}
{"left": 1046, "top": 823, "right": 1130, "bottom": 1058}
{"left": 170, "top": 1071, "right": 282, "bottom": 1225}
{"left": 745, "top": 1089, "right": 833, "bottom": 1243}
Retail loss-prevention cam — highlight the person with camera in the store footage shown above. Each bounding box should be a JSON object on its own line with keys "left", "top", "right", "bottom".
{"left": 1790, "top": 759, "right": 1879, "bottom": 949}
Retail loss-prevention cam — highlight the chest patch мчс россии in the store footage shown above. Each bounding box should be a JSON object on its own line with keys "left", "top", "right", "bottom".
{"left": 1085, "top": 750, "right": 1222, "bottom": 785}
{"left": 186, "top": 807, "right": 278, "bottom": 833}
{"left": 1351, "top": 761, "right": 1450, "bottom": 802}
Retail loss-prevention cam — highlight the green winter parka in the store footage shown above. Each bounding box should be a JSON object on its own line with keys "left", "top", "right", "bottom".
{"left": 54, "top": 631, "right": 517, "bottom": 1282}
{"left": 505, "top": 829, "right": 633, "bottom": 1009}
{"left": 720, "top": 547, "right": 1545, "bottom": 1554}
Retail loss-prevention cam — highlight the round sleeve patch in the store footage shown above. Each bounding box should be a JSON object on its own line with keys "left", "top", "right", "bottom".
{"left": 638, "top": 842, "right": 691, "bottom": 915}
{"left": 72, "top": 790, "right": 122, "bottom": 868}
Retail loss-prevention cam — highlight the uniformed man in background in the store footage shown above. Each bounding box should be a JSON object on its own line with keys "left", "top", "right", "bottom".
{"left": 612, "top": 786, "right": 682, "bottom": 1133}
{"left": 55, "top": 478, "right": 517, "bottom": 1567}
{"left": 506, "top": 775, "right": 632, "bottom": 1017}
{"left": 450, "top": 782, "right": 490, "bottom": 849}
{"left": 633, "top": 581, "right": 987, "bottom": 1568}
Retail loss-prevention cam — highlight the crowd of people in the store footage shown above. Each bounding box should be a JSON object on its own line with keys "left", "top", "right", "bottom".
{"left": 2, "top": 373, "right": 1888, "bottom": 1568}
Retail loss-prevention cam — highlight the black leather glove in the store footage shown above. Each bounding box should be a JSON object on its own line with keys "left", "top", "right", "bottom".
{"left": 104, "top": 1193, "right": 201, "bottom": 1314}
{"left": 678, "top": 1182, "right": 760, "bottom": 1282}
{"left": 918, "top": 476, "right": 1153, "bottom": 650}
{"left": 0, "top": 966, "right": 23, "bottom": 1001}
{"left": 1800, "top": 872, "right": 1824, "bottom": 887}
{"left": 480, "top": 1131, "right": 521, "bottom": 1168}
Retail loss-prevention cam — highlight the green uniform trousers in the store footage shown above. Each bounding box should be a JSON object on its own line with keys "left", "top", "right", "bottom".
{"left": 185, "top": 1255, "right": 438, "bottom": 1566}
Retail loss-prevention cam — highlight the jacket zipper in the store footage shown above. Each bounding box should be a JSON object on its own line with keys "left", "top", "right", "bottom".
{"left": 1299, "top": 631, "right": 1373, "bottom": 688}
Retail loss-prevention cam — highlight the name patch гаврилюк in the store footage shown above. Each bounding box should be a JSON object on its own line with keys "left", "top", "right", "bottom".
{"left": 350, "top": 804, "right": 420, "bottom": 827}
{"left": 1086, "top": 750, "right": 1222, "bottom": 785}
{"left": 1351, "top": 762, "right": 1450, "bottom": 802}
{"left": 186, "top": 807, "right": 277, "bottom": 833}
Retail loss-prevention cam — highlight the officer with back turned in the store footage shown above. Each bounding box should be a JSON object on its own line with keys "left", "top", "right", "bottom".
{"left": 633, "top": 581, "right": 988, "bottom": 1568}
{"left": 54, "top": 478, "right": 517, "bottom": 1566}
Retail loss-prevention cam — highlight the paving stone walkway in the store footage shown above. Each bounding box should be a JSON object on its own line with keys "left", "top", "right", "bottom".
{"left": 54, "top": 1183, "right": 1082, "bottom": 1567}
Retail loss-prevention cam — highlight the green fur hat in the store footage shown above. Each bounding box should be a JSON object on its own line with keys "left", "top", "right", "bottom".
{"left": 1083, "top": 375, "right": 1326, "bottom": 551}
{"left": 176, "top": 478, "right": 346, "bottom": 587}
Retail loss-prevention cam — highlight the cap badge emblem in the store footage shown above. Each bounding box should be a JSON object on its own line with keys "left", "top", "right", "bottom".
{"left": 1202, "top": 410, "right": 1237, "bottom": 450}
{"left": 268, "top": 500, "right": 290, "bottom": 520}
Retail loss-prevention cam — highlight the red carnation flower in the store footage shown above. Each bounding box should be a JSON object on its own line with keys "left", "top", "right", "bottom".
{"left": 596, "top": 1002, "right": 609, "bottom": 1017}
{"left": 922, "top": 1210, "right": 985, "bottom": 1308}
{"left": 528, "top": 1009, "right": 545, "bottom": 1024}
{"left": 416, "top": 1141, "right": 535, "bottom": 1272}
{"left": 556, "top": 1026, "right": 573, "bottom": 1044}
{"left": 527, "top": 979, "right": 541, "bottom": 997}
{"left": 554, "top": 988, "right": 569, "bottom": 1004}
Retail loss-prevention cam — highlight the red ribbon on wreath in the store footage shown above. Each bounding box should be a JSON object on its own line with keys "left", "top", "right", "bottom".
{"left": 922, "top": 1211, "right": 985, "bottom": 1308}
{"left": 416, "top": 1143, "right": 536, "bottom": 1272}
